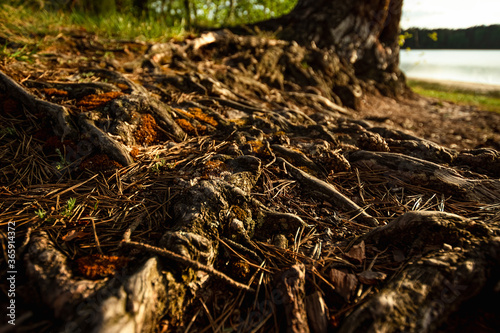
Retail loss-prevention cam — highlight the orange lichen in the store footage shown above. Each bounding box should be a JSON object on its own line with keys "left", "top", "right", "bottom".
{"left": 76, "top": 91, "right": 124, "bottom": 110}
{"left": 247, "top": 140, "right": 268, "bottom": 156}
{"left": 116, "top": 83, "right": 130, "bottom": 91}
{"left": 130, "top": 146, "right": 140, "bottom": 160}
{"left": 230, "top": 206, "right": 247, "bottom": 221}
{"left": 175, "top": 108, "right": 194, "bottom": 119}
{"left": 175, "top": 118, "right": 195, "bottom": 134}
{"left": 75, "top": 254, "right": 130, "bottom": 279}
{"left": 134, "top": 114, "right": 161, "bottom": 145}
{"left": 42, "top": 88, "right": 68, "bottom": 97}
{"left": 189, "top": 107, "right": 218, "bottom": 127}
{"left": 202, "top": 160, "right": 228, "bottom": 178}
{"left": 175, "top": 118, "right": 206, "bottom": 136}
{"left": 196, "top": 124, "right": 207, "bottom": 134}
{"left": 80, "top": 154, "right": 123, "bottom": 172}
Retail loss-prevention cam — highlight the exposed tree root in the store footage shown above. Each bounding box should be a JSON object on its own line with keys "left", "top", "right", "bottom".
{"left": 341, "top": 211, "right": 500, "bottom": 333}
{"left": 277, "top": 157, "right": 379, "bottom": 226}
{"left": 25, "top": 232, "right": 168, "bottom": 333}
{"left": 0, "top": 70, "right": 75, "bottom": 139}
{"left": 350, "top": 150, "right": 500, "bottom": 203}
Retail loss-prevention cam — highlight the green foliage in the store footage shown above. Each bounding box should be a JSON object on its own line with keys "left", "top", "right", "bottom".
{"left": 62, "top": 197, "right": 77, "bottom": 217}
{"left": 398, "top": 32, "right": 413, "bottom": 47}
{"left": 55, "top": 148, "right": 70, "bottom": 170}
{"left": 69, "top": 10, "right": 185, "bottom": 41}
{"left": 0, "top": 0, "right": 298, "bottom": 62}
{"left": 0, "top": 127, "right": 17, "bottom": 136}
{"left": 0, "top": 2, "right": 185, "bottom": 44}
{"left": 35, "top": 208, "right": 47, "bottom": 219}
{"left": 0, "top": 43, "right": 38, "bottom": 62}
{"left": 33, "top": 197, "right": 77, "bottom": 220}
{"left": 2, "top": 0, "right": 298, "bottom": 31}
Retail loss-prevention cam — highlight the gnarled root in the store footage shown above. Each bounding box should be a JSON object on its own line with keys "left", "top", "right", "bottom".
{"left": 340, "top": 211, "right": 500, "bottom": 333}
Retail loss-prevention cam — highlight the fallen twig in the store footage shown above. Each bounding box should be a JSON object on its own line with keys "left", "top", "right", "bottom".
{"left": 122, "top": 240, "right": 254, "bottom": 292}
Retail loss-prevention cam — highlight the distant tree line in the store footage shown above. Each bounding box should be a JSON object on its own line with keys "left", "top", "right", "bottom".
{"left": 401, "top": 25, "right": 500, "bottom": 49}
{"left": 3, "top": 0, "right": 297, "bottom": 28}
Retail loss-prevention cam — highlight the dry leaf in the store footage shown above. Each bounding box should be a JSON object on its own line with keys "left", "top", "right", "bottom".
{"left": 357, "top": 270, "right": 387, "bottom": 285}
{"left": 62, "top": 229, "right": 90, "bottom": 241}
{"left": 329, "top": 268, "right": 358, "bottom": 301}
{"left": 345, "top": 241, "right": 366, "bottom": 264}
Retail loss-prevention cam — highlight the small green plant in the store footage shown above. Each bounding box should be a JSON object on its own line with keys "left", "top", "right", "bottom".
{"left": 151, "top": 155, "right": 168, "bottom": 173}
{"left": 55, "top": 148, "right": 70, "bottom": 170}
{"left": 103, "top": 51, "right": 115, "bottom": 60}
{"left": 151, "top": 161, "right": 163, "bottom": 173}
{"left": 35, "top": 208, "right": 47, "bottom": 219}
{"left": 0, "top": 42, "right": 38, "bottom": 63}
{"left": 0, "top": 127, "right": 16, "bottom": 136}
{"left": 80, "top": 71, "right": 95, "bottom": 78}
{"left": 62, "top": 197, "right": 77, "bottom": 217}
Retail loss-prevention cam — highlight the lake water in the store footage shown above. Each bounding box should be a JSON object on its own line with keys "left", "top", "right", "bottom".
{"left": 399, "top": 50, "right": 500, "bottom": 85}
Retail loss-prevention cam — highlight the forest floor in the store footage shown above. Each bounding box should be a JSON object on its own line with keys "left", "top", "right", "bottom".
{"left": 1, "top": 28, "right": 500, "bottom": 332}
{"left": 357, "top": 94, "right": 500, "bottom": 150}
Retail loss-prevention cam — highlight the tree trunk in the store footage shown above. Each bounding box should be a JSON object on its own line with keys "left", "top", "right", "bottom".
{"left": 257, "top": 0, "right": 406, "bottom": 95}
{"left": 184, "top": 0, "right": 191, "bottom": 29}
{"left": 225, "top": 0, "right": 235, "bottom": 24}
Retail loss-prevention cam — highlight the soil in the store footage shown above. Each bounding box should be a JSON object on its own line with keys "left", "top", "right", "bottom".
{"left": 357, "top": 94, "right": 500, "bottom": 150}
{"left": 1, "top": 29, "right": 499, "bottom": 333}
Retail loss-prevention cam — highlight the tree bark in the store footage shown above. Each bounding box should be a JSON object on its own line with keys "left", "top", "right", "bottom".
{"left": 184, "top": 0, "right": 192, "bottom": 29}
{"left": 257, "top": 0, "right": 406, "bottom": 95}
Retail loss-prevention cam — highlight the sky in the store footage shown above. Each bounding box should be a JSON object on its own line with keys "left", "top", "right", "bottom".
{"left": 401, "top": 0, "right": 500, "bottom": 29}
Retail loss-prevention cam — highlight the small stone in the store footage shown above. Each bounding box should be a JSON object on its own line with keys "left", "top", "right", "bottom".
{"left": 230, "top": 218, "right": 245, "bottom": 233}
{"left": 443, "top": 243, "right": 453, "bottom": 251}
{"left": 273, "top": 234, "right": 288, "bottom": 249}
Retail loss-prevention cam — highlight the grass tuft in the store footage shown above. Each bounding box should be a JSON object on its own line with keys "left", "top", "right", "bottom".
{"left": 408, "top": 79, "right": 500, "bottom": 114}
{"left": 0, "top": 3, "right": 185, "bottom": 56}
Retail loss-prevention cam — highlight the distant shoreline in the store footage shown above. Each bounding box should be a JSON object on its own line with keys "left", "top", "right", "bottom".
{"left": 401, "top": 25, "right": 500, "bottom": 49}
